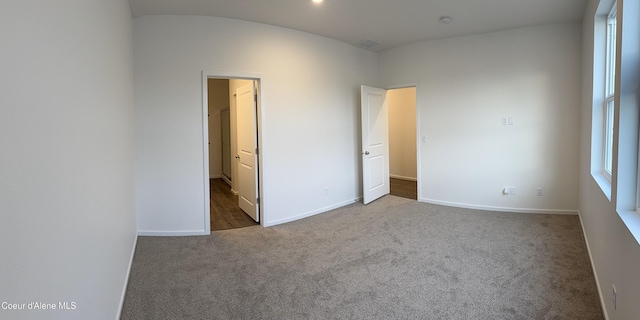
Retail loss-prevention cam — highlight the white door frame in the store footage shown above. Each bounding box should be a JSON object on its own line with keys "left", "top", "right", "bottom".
{"left": 385, "top": 82, "right": 421, "bottom": 202}
{"left": 201, "top": 71, "right": 265, "bottom": 233}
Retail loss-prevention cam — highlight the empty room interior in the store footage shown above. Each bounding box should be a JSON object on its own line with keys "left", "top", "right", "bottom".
{"left": 2, "top": 0, "right": 640, "bottom": 319}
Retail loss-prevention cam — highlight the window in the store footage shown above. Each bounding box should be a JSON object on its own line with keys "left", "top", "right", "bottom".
{"left": 603, "top": 3, "right": 616, "bottom": 179}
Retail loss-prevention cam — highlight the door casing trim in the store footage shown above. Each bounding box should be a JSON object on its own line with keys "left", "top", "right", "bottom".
{"left": 202, "top": 71, "right": 265, "bottom": 232}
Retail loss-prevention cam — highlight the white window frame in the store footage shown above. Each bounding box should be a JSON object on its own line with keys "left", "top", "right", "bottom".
{"left": 602, "top": 3, "right": 617, "bottom": 180}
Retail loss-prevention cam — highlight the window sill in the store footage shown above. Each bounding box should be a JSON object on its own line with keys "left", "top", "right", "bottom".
{"left": 592, "top": 172, "right": 612, "bottom": 201}
{"left": 618, "top": 210, "right": 640, "bottom": 246}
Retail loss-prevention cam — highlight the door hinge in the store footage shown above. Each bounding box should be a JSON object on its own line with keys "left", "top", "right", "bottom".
{"left": 255, "top": 147, "right": 259, "bottom": 155}
{"left": 254, "top": 94, "right": 258, "bottom": 102}
{"left": 256, "top": 197, "right": 260, "bottom": 205}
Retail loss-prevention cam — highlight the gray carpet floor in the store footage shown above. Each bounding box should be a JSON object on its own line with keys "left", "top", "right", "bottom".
{"left": 121, "top": 195, "right": 603, "bottom": 320}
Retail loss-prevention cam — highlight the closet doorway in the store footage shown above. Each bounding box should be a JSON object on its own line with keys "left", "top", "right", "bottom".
{"left": 388, "top": 87, "right": 417, "bottom": 200}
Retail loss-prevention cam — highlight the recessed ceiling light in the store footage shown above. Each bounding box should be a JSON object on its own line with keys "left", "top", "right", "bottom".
{"left": 439, "top": 16, "right": 453, "bottom": 24}
{"left": 312, "top": 0, "right": 324, "bottom": 4}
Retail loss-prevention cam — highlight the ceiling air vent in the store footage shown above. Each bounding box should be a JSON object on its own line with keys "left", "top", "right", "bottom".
{"left": 355, "top": 39, "right": 380, "bottom": 49}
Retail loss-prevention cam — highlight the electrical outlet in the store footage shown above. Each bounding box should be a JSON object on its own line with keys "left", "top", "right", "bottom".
{"left": 324, "top": 187, "right": 329, "bottom": 195}
{"left": 502, "top": 117, "right": 508, "bottom": 125}
{"left": 537, "top": 187, "right": 543, "bottom": 196}
{"left": 612, "top": 285, "right": 617, "bottom": 310}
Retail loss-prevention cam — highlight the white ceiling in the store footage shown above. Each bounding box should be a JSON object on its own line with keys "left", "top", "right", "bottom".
{"left": 128, "top": 0, "right": 587, "bottom": 52}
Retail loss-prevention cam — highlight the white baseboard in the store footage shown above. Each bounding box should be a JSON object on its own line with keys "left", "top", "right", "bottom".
{"left": 419, "top": 198, "right": 579, "bottom": 215}
{"left": 137, "top": 230, "right": 209, "bottom": 236}
{"left": 116, "top": 232, "right": 138, "bottom": 320}
{"left": 221, "top": 176, "right": 232, "bottom": 186}
{"left": 390, "top": 174, "right": 417, "bottom": 181}
{"left": 577, "top": 211, "right": 609, "bottom": 320}
{"left": 230, "top": 189, "right": 239, "bottom": 195}
{"left": 210, "top": 175, "right": 222, "bottom": 179}
{"left": 264, "top": 197, "right": 361, "bottom": 227}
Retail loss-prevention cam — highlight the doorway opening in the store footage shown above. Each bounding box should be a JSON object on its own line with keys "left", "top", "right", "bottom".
{"left": 361, "top": 85, "right": 418, "bottom": 204}
{"left": 205, "top": 77, "right": 261, "bottom": 231}
{"left": 388, "top": 87, "right": 417, "bottom": 200}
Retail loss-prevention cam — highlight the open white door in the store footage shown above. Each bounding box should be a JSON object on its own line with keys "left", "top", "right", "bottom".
{"left": 236, "top": 82, "right": 259, "bottom": 222}
{"left": 361, "top": 85, "right": 390, "bottom": 204}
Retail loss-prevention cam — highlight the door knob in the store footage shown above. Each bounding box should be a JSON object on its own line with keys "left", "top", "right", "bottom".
{"left": 363, "top": 151, "right": 370, "bottom": 155}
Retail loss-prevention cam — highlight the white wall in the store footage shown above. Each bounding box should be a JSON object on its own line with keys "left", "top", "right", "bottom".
{"left": 579, "top": 0, "right": 640, "bottom": 319}
{"left": 388, "top": 87, "right": 417, "bottom": 180}
{"left": 379, "top": 23, "right": 582, "bottom": 213}
{"left": 0, "top": 1, "right": 137, "bottom": 319}
{"left": 208, "top": 79, "right": 229, "bottom": 179}
{"left": 133, "top": 16, "right": 379, "bottom": 231}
